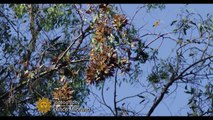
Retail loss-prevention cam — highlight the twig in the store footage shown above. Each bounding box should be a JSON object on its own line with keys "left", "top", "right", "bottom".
{"left": 101, "top": 81, "right": 115, "bottom": 116}
{"left": 130, "top": 6, "right": 145, "bottom": 25}
{"left": 0, "top": 51, "right": 90, "bottom": 100}
{"left": 144, "top": 32, "right": 172, "bottom": 49}
{"left": 114, "top": 69, "right": 118, "bottom": 116}
{"left": 55, "top": 26, "right": 90, "bottom": 67}
{"left": 0, "top": 10, "right": 25, "bottom": 38}
{"left": 117, "top": 92, "right": 145, "bottom": 104}
{"left": 0, "top": 67, "right": 56, "bottom": 100}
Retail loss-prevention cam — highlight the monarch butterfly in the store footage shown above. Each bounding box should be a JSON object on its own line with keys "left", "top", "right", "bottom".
{"left": 153, "top": 20, "right": 160, "bottom": 27}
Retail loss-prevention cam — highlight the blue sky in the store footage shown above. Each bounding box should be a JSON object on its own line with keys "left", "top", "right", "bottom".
{"left": 85, "top": 4, "right": 213, "bottom": 116}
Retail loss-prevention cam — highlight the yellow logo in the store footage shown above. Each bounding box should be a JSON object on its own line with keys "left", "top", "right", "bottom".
{"left": 36, "top": 98, "right": 51, "bottom": 113}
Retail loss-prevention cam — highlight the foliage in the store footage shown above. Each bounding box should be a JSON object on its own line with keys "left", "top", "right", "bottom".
{"left": 0, "top": 4, "right": 212, "bottom": 116}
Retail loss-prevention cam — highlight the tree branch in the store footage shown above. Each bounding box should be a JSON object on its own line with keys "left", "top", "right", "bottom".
{"left": 0, "top": 10, "right": 25, "bottom": 38}
{"left": 101, "top": 81, "right": 115, "bottom": 116}
{"left": 147, "top": 56, "right": 213, "bottom": 116}
{"left": 114, "top": 69, "right": 118, "bottom": 116}
{"left": 0, "top": 29, "right": 90, "bottom": 100}
{"left": 55, "top": 26, "right": 90, "bottom": 67}
{"left": 146, "top": 73, "right": 176, "bottom": 117}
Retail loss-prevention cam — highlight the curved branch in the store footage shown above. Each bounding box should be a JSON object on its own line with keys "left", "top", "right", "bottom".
{"left": 101, "top": 81, "right": 115, "bottom": 116}
{"left": 114, "top": 69, "right": 118, "bottom": 116}
{"left": 55, "top": 26, "right": 90, "bottom": 67}
{"left": 147, "top": 56, "right": 213, "bottom": 116}
{"left": 0, "top": 31, "right": 90, "bottom": 100}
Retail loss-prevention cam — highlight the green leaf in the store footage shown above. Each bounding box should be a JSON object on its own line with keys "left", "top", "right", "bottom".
{"left": 185, "top": 87, "right": 195, "bottom": 94}
{"left": 139, "top": 99, "right": 145, "bottom": 104}
{"left": 199, "top": 25, "right": 204, "bottom": 36}
{"left": 189, "top": 21, "right": 196, "bottom": 26}
{"left": 187, "top": 98, "right": 193, "bottom": 105}
{"left": 114, "top": 35, "right": 119, "bottom": 44}
{"left": 138, "top": 95, "right": 145, "bottom": 99}
{"left": 185, "top": 85, "right": 188, "bottom": 90}
{"left": 106, "top": 87, "right": 110, "bottom": 91}
{"left": 183, "top": 27, "right": 187, "bottom": 35}
{"left": 118, "top": 81, "right": 122, "bottom": 87}
{"left": 170, "top": 20, "right": 177, "bottom": 26}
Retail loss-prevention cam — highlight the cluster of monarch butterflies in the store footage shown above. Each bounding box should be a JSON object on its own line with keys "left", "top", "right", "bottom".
{"left": 53, "top": 81, "right": 74, "bottom": 102}
{"left": 86, "top": 45, "right": 118, "bottom": 84}
{"left": 52, "top": 4, "right": 130, "bottom": 104}
{"left": 86, "top": 4, "right": 129, "bottom": 84}
{"left": 112, "top": 14, "right": 128, "bottom": 31}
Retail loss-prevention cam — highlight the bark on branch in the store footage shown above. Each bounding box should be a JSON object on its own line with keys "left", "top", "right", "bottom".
{"left": 147, "top": 56, "right": 213, "bottom": 116}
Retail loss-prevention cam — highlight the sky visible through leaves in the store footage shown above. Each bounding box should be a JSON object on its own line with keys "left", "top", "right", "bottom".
{"left": 85, "top": 4, "right": 213, "bottom": 116}
{"left": 0, "top": 4, "right": 212, "bottom": 116}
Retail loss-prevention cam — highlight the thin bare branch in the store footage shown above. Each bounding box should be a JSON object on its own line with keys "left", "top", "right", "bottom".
{"left": 114, "top": 69, "right": 118, "bottom": 116}
{"left": 101, "top": 81, "right": 115, "bottom": 116}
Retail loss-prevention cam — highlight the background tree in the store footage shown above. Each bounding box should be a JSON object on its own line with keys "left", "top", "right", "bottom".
{"left": 0, "top": 4, "right": 212, "bottom": 116}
